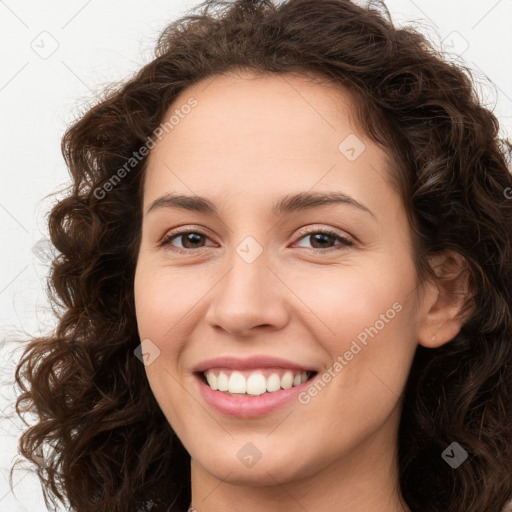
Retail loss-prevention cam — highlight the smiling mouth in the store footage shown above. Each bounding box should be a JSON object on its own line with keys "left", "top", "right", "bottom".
{"left": 197, "top": 369, "right": 318, "bottom": 396}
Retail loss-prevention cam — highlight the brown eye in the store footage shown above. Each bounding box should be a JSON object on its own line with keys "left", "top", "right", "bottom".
{"left": 294, "top": 229, "right": 353, "bottom": 251}
{"left": 160, "top": 230, "right": 214, "bottom": 252}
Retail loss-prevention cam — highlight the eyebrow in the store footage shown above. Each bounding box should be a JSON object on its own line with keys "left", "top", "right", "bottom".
{"left": 146, "top": 191, "right": 376, "bottom": 219}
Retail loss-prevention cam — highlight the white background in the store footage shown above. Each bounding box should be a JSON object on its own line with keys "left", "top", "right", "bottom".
{"left": 1, "top": 1, "right": 511, "bottom": 510}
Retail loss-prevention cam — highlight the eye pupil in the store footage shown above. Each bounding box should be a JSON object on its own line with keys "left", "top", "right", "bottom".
{"left": 182, "top": 232, "right": 204, "bottom": 248}
{"left": 310, "top": 233, "right": 334, "bottom": 249}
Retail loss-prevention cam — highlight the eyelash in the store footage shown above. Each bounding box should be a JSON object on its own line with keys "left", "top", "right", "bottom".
{"left": 159, "top": 227, "right": 354, "bottom": 254}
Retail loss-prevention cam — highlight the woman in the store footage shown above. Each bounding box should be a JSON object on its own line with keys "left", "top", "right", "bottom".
{"left": 14, "top": 0, "right": 512, "bottom": 511}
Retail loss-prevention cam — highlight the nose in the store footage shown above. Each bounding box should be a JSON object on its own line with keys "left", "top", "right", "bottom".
{"left": 204, "top": 250, "right": 290, "bottom": 337}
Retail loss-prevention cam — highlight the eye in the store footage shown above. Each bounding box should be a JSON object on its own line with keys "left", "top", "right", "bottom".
{"left": 292, "top": 227, "right": 354, "bottom": 252}
{"left": 159, "top": 226, "right": 354, "bottom": 254}
{"left": 159, "top": 229, "right": 215, "bottom": 253}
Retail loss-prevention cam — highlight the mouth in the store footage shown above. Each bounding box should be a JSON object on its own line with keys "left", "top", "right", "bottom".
{"left": 196, "top": 368, "right": 319, "bottom": 396}
{"left": 192, "top": 355, "right": 320, "bottom": 416}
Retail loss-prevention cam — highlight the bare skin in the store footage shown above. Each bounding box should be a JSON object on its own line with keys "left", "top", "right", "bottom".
{"left": 134, "top": 71, "right": 466, "bottom": 512}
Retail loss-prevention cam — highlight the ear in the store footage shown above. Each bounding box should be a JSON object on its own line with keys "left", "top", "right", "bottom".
{"left": 417, "top": 250, "right": 473, "bottom": 348}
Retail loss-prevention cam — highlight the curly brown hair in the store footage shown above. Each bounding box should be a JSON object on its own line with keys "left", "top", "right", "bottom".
{"left": 13, "top": 0, "right": 512, "bottom": 511}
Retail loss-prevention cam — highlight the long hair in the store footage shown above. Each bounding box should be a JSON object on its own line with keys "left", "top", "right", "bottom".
{"left": 14, "top": 1, "right": 512, "bottom": 511}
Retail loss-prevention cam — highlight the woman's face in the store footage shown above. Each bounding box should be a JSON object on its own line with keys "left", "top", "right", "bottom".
{"left": 134, "top": 71, "right": 430, "bottom": 487}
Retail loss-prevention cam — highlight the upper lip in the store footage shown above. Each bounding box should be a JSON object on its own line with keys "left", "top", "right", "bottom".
{"left": 193, "top": 356, "right": 318, "bottom": 373}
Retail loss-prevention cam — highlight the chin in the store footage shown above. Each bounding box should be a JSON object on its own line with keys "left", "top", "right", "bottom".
{"left": 190, "top": 439, "right": 317, "bottom": 486}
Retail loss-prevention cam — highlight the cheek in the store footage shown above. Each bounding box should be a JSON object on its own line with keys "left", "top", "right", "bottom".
{"left": 133, "top": 260, "right": 212, "bottom": 417}
{"left": 294, "top": 257, "right": 415, "bottom": 337}
{"left": 133, "top": 263, "right": 191, "bottom": 425}
{"left": 134, "top": 261, "right": 198, "bottom": 343}
{"left": 296, "top": 257, "right": 419, "bottom": 393}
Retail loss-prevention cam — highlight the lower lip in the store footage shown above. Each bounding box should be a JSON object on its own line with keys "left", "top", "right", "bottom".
{"left": 195, "top": 373, "right": 315, "bottom": 418}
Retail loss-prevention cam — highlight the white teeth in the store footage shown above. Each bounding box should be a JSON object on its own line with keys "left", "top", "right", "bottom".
{"left": 246, "top": 373, "right": 267, "bottom": 395}
{"left": 228, "top": 371, "right": 246, "bottom": 393}
{"left": 217, "top": 372, "right": 229, "bottom": 391}
{"left": 281, "top": 371, "right": 294, "bottom": 389}
{"left": 205, "top": 372, "right": 217, "bottom": 390}
{"left": 266, "top": 373, "right": 281, "bottom": 392}
{"left": 204, "top": 369, "right": 310, "bottom": 395}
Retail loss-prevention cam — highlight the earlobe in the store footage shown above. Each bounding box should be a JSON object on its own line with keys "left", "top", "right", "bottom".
{"left": 417, "top": 251, "right": 473, "bottom": 349}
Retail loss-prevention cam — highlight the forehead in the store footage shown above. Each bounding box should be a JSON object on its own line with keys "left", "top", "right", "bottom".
{"left": 143, "top": 70, "right": 395, "bottom": 215}
{"left": 157, "top": 70, "right": 359, "bottom": 147}
{"left": 151, "top": 72, "right": 355, "bottom": 159}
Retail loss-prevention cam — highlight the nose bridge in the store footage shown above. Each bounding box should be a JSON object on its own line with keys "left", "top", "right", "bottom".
{"left": 205, "top": 237, "right": 289, "bottom": 334}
